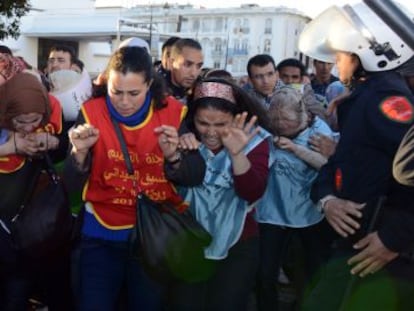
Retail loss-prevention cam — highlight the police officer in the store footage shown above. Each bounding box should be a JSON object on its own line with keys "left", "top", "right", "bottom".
{"left": 298, "top": 2, "right": 414, "bottom": 310}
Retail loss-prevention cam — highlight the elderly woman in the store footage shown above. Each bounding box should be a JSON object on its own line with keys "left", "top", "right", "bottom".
{"left": 0, "top": 72, "right": 72, "bottom": 310}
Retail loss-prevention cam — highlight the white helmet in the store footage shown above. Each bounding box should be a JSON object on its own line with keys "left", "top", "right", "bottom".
{"left": 298, "top": 2, "right": 414, "bottom": 72}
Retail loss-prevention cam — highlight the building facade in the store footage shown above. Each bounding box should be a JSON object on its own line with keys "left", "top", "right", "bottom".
{"left": 1, "top": 1, "right": 311, "bottom": 78}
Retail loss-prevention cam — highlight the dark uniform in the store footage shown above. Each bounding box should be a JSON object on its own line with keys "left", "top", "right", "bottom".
{"left": 162, "top": 71, "right": 190, "bottom": 104}
{"left": 305, "top": 71, "right": 414, "bottom": 311}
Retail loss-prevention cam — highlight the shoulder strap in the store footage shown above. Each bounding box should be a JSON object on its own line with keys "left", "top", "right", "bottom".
{"left": 110, "top": 118, "right": 134, "bottom": 175}
{"left": 12, "top": 153, "right": 57, "bottom": 220}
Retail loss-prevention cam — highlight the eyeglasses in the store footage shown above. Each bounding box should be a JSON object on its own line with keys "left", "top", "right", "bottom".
{"left": 252, "top": 71, "right": 276, "bottom": 81}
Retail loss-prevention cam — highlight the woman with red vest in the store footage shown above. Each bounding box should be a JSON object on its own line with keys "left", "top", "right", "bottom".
{"left": 0, "top": 72, "right": 72, "bottom": 310}
{"left": 65, "top": 46, "right": 204, "bottom": 310}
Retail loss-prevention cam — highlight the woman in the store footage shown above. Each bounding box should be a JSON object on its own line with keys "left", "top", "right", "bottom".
{"left": 0, "top": 72, "right": 71, "bottom": 310}
{"left": 65, "top": 46, "right": 202, "bottom": 310}
{"left": 157, "top": 77, "right": 270, "bottom": 311}
{"left": 255, "top": 86, "right": 334, "bottom": 311}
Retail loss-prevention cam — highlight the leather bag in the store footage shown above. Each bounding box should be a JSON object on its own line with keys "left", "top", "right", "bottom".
{"left": 135, "top": 193, "right": 212, "bottom": 283}
{"left": 10, "top": 154, "right": 73, "bottom": 258}
{"left": 111, "top": 117, "right": 212, "bottom": 283}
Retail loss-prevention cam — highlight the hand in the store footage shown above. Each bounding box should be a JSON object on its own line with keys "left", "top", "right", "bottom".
{"left": 178, "top": 132, "right": 201, "bottom": 151}
{"left": 69, "top": 123, "right": 99, "bottom": 154}
{"left": 28, "top": 132, "right": 59, "bottom": 151}
{"left": 324, "top": 198, "right": 365, "bottom": 237}
{"left": 309, "top": 133, "right": 337, "bottom": 158}
{"left": 275, "top": 136, "right": 296, "bottom": 153}
{"left": 220, "top": 112, "right": 259, "bottom": 156}
{"left": 348, "top": 232, "right": 398, "bottom": 277}
{"left": 14, "top": 132, "right": 41, "bottom": 156}
{"left": 154, "top": 125, "right": 180, "bottom": 160}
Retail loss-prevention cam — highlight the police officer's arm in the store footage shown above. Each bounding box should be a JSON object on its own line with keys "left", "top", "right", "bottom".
{"left": 367, "top": 95, "right": 414, "bottom": 252}
{"left": 393, "top": 124, "right": 414, "bottom": 186}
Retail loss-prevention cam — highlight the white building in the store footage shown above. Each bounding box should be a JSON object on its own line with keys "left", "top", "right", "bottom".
{"left": 0, "top": 0, "right": 311, "bottom": 78}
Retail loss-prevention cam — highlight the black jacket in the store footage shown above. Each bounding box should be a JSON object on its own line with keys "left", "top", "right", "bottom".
{"left": 311, "top": 71, "right": 414, "bottom": 252}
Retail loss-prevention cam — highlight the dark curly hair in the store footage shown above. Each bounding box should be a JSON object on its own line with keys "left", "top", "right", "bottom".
{"left": 185, "top": 77, "right": 271, "bottom": 135}
{"left": 92, "top": 46, "right": 167, "bottom": 110}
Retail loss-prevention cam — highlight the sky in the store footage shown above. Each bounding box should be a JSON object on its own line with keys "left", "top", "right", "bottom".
{"left": 133, "top": 0, "right": 414, "bottom": 18}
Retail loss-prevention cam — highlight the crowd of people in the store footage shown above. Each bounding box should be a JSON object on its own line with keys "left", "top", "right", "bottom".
{"left": 1, "top": 1, "right": 414, "bottom": 310}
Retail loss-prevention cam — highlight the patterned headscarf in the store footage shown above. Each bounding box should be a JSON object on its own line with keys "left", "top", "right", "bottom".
{"left": 193, "top": 81, "right": 236, "bottom": 104}
{"left": 0, "top": 53, "right": 26, "bottom": 83}
{"left": 0, "top": 72, "right": 50, "bottom": 129}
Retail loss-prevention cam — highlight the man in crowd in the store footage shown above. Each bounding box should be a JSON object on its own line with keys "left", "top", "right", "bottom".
{"left": 276, "top": 57, "right": 327, "bottom": 120}
{"left": 164, "top": 38, "right": 204, "bottom": 104}
{"left": 47, "top": 45, "right": 77, "bottom": 74}
{"left": 158, "top": 36, "right": 180, "bottom": 78}
{"left": 311, "top": 59, "right": 339, "bottom": 98}
{"left": 276, "top": 57, "right": 308, "bottom": 85}
{"left": 246, "top": 54, "right": 280, "bottom": 109}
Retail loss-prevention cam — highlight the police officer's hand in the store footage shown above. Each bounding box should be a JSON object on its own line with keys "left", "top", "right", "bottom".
{"left": 309, "top": 133, "right": 337, "bottom": 158}
{"left": 323, "top": 198, "right": 365, "bottom": 237}
{"left": 347, "top": 232, "right": 398, "bottom": 277}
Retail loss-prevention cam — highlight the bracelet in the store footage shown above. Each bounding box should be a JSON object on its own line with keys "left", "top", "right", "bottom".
{"left": 166, "top": 151, "right": 181, "bottom": 165}
{"left": 316, "top": 195, "right": 337, "bottom": 213}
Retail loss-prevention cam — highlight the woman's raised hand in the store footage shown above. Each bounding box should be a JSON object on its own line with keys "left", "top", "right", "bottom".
{"left": 220, "top": 112, "right": 259, "bottom": 156}
{"left": 69, "top": 123, "right": 99, "bottom": 154}
{"left": 154, "top": 125, "right": 180, "bottom": 161}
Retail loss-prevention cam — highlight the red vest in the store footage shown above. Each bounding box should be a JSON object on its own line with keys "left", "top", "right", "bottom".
{"left": 82, "top": 96, "right": 187, "bottom": 228}
{"left": 0, "top": 94, "right": 63, "bottom": 173}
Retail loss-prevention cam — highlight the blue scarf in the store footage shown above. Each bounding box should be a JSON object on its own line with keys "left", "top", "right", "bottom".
{"left": 105, "top": 91, "right": 152, "bottom": 127}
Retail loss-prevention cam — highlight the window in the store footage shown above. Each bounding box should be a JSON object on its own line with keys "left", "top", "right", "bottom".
{"left": 241, "top": 39, "right": 248, "bottom": 51}
{"left": 242, "top": 18, "right": 250, "bottom": 34}
{"left": 192, "top": 19, "right": 200, "bottom": 32}
{"left": 201, "top": 18, "right": 211, "bottom": 32}
{"left": 215, "top": 17, "right": 223, "bottom": 31}
{"left": 264, "top": 39, "right": 271, "bottom": 53}
{"left": 233, "top": 39, "right": 240, "bottom": 51}
{"left": 233, "top": 18, "right": 241, "bottom": 34}
{"left": 214, "top": 61, "right": 221, "bottom": 69}
{"left": 265, "top": 18, "right": 272, "bottom": 34}
{"left": 214, "top": 38, "right": 222, "bottom": 52}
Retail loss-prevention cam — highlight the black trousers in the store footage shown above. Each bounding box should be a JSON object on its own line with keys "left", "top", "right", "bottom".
{"left": 0, "top": 227, "right": 73, "bottom": 311}
{"left": 168, "top": 237, "right": 259, "bottom": 311}
{"left": 256, "top": 221, "right": 333, "bottom": 311}
{"left": 302, "top": 247, "right": 414, "bottom": 311}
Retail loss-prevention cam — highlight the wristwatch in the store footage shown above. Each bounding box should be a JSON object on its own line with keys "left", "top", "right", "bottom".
{"left": 316, "top": 195, "right": 337, "bottom": 213}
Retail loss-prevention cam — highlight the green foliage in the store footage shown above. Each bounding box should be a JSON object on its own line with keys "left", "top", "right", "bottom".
{"left": 0, "top": 0, "right": 31, "bottom": 40}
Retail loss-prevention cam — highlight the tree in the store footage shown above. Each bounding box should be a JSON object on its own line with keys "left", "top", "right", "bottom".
{"left": 0, "top": 0, "right": 31, "bottom": 40}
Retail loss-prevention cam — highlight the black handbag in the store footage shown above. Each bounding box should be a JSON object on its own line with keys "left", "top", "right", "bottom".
{"left": 10, "top": 154, "right": 73, "bottom": 258}
{"left": 111, "top": 118, "right": 213, "bottom": 283}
